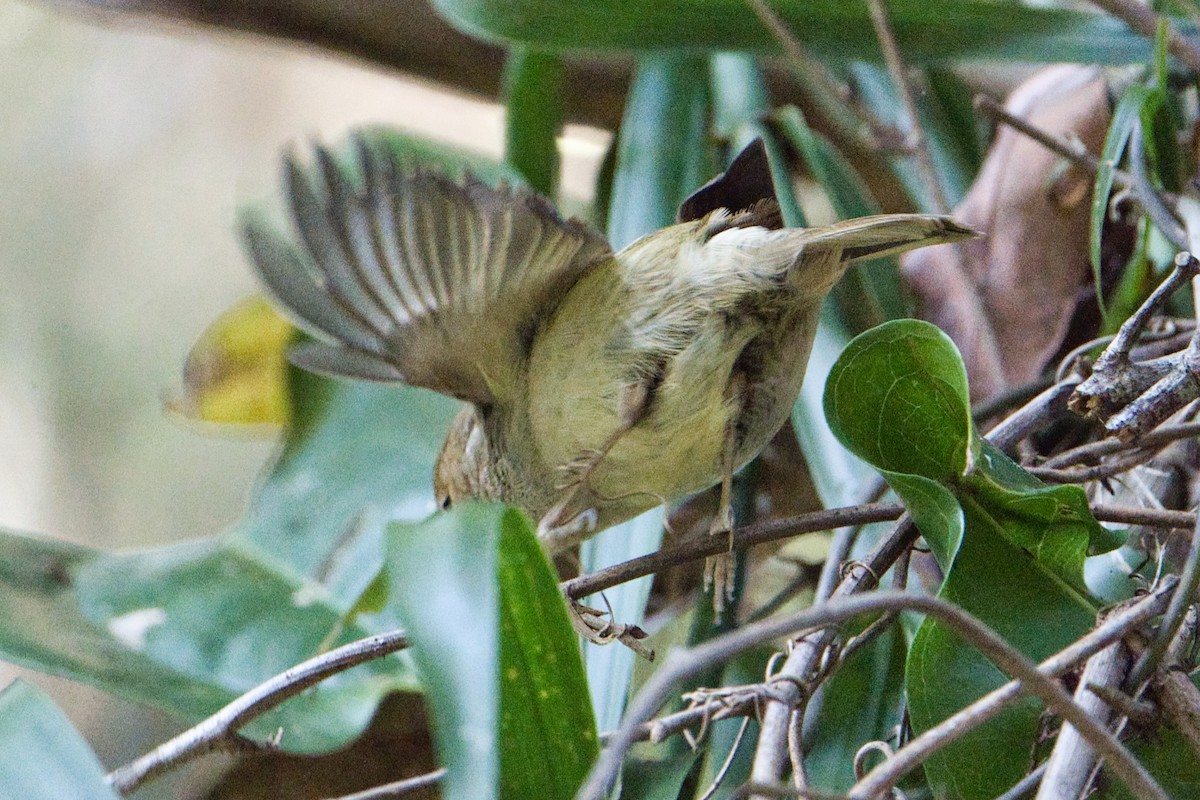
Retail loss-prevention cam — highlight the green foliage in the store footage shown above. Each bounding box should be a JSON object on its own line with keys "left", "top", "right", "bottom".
{"left": 0, "top": 682, "right": 119, "bottom": 800}
{"left": 9, "top": 2, "right": 1200, "bottom": 798}
{"left": 824, "top": 320, "right": 1115, "bottom": 798}
{"left": 432, "top": 0, "right": 1164, "bottom": 64}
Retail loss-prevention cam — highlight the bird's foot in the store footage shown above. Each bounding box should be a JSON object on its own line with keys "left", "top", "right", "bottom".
{"left": 703, "top": 505, "right": 737, "bottom": 614}
{"left": 567, "top": 600, "right": 654, "bottom": 659}
{"left": 537, "top": 505, "right": 598, "bottom": 552}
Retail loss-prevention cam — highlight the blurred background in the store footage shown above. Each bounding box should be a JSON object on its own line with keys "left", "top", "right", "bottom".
{"left": 0, "top": 2, "right": 603, "bottom": 792}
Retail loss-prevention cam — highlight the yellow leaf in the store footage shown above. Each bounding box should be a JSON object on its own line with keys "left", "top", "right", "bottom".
{"left": 168, "top": 295, "right": 294, "bottom": 427}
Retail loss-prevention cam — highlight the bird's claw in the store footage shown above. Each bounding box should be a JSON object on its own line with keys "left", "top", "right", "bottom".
{"left": 567, "top": 601, "right": 654, "bottom": 659}
{"left": 703, "top": 508, "right": 737, "bottom": 614}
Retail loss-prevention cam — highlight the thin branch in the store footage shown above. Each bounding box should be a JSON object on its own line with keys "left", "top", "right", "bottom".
{"left": 996, "top": 764, "right": 1049, "bottom": 800}
{"left": 1091, "top": 503, "right": 1194, "bottom": 529}
{"left": 1042, "top": 421, "right": 1200, "bottom": 468}
{"left": 321, "top": 769, "right": 447, "bottom": 800}
{"left": 848, "top": 581, "right": 1175, "bottom": 799}
{"left": 1028, "top": 447, "right": 1162, "bottom": 484}
{"left": 1127, "top": 501, "right": 1200, "bottom": 688}
{"left": 1038, "top": 641, "right": 1133, "bottom": 799}
{"left": 747, "top": 515, "right": 918, "bottom": 791}
{"left": 108, "top": 630, "right": 411, "bottom": 794}
{"left": 576, "top": 592, "right": 1169, "bottom": 800}
{"left": 975, "top": 94, "right": 1104, "bottom": 176}
{"left": 866, "top": 0, "right": 950, "bottom": 214}
{"left": 987, "top": 377, "right": 1083, "bottom": 452}
{"left": 1087, "top": 0, "right": 1200, "bottom": 74}
{"left": 562, "top": 502, "right": 905, "bottom": 600}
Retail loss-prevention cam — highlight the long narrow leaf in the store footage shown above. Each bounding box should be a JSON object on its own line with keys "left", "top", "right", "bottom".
{"left": 433, "top": 0, "right": 1165, "bottom": 64}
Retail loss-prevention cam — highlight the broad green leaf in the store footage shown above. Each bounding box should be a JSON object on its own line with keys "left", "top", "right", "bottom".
{"left": 0, "top": 681, "right": 119, "bottom": 800}
{"left": 823, "top": 319, "right": 974, "bottom": 481}
{"left": 382, "top": 504, "right": 502, "bottom": 800}
{"left": 497, "top": 508, "right": 597, "bottom": 799}
{"left": 72, "top": 536, "right": 417, "bottom": 752}
{"left": 0, "top": 530, "right": 411, "bottom": 753}
{"left": 235, "top": 371, "right": 460, "bottom": 602}
{"left": 503, "top": 47, "right": 565, "bottom": 196}
{"left": 823, "top": 319, "right": 1110, "bottom": 798}
{"left": 432, "top": 0, "right": 1168, "bottom": 65}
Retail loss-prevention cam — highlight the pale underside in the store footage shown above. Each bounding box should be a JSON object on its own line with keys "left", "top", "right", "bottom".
{"left": 243, "top": 138, "right": 973, "bottom": 538}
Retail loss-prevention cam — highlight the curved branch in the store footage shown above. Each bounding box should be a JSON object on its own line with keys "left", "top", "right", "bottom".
{"left": 108, "top": 629, "right": 411, "bottom": 794}
{"left": 576, "top": 593, "right": 1168, "bottom": 800}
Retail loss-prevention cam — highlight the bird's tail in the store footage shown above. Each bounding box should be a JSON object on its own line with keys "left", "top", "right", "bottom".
{"left": 803, "top": 213, "right": 978, "bottom": 263}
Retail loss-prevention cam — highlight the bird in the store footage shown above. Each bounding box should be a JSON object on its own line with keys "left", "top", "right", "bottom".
{"left": 242, "top": 134, "right": 975, "bottom": 600}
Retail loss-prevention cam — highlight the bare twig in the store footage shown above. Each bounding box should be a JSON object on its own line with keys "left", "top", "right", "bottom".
{"left": 108, "top": 630, "right": 410, "bottom": 794}
{"left": 1087, "top": 0, "right": 1200, "bottom": 74}
{"left": 975, "top": 94, "right": 1105, "bottom": 176}
{"left": 866, "top": 0, "right": 949, "bottom": 214}
{"left": 576, "top": 592, "right": 1169, "bottom": 800}
{"left": 1071, "top": 253, "right": 1200, "bottom": 440}
{"left": 562, "top": 503, "right": 905, "bottom": 599}
{"left": 996, "top": 764, "right": 1049, "bottom": 800}
{"left": 1153, "top": 653, "right": 1200, "bottom": 758}
{"left": 1042, "top": 421, "right": 1200, "bottom": 468}
{"left": 1091, "top": 503, "right": 1194, "bottom": 529}
{"left": 848, "top": 581, "right": 1175, "bottom": 799}
{"left": 987, "top": 377, "right": 1083, "bottom": 451}
{"left": 1029, "top": 447, "right": 1163, "bottom": 484}
{"left": 1037, "top": 642, "right": 1133, "bottom": 799}
{"left": 1127, "top": 502, "right": 1200, "bottom": 688}
{"left": 321, "top": 769, "right": 447, "bottom": 800}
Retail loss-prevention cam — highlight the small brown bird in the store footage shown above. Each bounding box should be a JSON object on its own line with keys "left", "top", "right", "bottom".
{"left": 243, "top": 136, "right": 974, "bottom": 595}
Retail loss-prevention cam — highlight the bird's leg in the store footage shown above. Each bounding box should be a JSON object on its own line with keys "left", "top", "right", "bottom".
{"left": 705, "top": 374, "right": 745, "bottom": 613}
{"left": 537, "top": 376, "right": 656, "bottom": 552}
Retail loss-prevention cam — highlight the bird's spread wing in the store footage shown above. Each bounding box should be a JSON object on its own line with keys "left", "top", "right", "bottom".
{"left": 242, "top": 136, "right": 613, "bottom": 405}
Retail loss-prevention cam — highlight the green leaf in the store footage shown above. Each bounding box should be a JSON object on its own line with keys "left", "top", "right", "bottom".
{"left": 0, "top": 681, "right": 119, "bottom": 800}
{"left": 497, "top": 508, "right": 597, "bottom": 799}
{"left": 236, "top": 129, "right": 500, "bottom": 586}
{"left": 432, "top": 0, "right": 1168, "bottom": 65}
{"left": 606, "top": 52, "right": 712, "bottom": 247}
{"left": 0, "top": 529, "right": 408, "bottom": 753}
{"left": 823, "top": 319, "right": 975, "bottom": 481}
{"left": 382, "top": 504, "right": 503, "bottom": 800}
{"left": 1090, "top": 84, "right": 1151, "bottom": 322}
{"left": 823, "top": 319, "right": 1110, "bottom": 798}
{"left": 504, "top": 47, "right": 566, "bottom": 196}
{"left": 72, "top": 536, "right": 417, "bottom": 752}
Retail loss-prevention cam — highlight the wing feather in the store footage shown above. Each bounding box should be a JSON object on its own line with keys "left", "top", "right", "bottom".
{"left": 244, "top": 135, "right": 613, "bottom": 402}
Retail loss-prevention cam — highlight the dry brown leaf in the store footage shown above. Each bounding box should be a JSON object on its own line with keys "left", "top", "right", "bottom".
{"left": 902, "top": 65, "right": 1112, "bottom": 400}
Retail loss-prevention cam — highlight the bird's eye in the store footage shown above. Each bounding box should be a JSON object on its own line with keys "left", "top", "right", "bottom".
{"left": 439, "top": 495, "right": 452, "bottom": 511}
